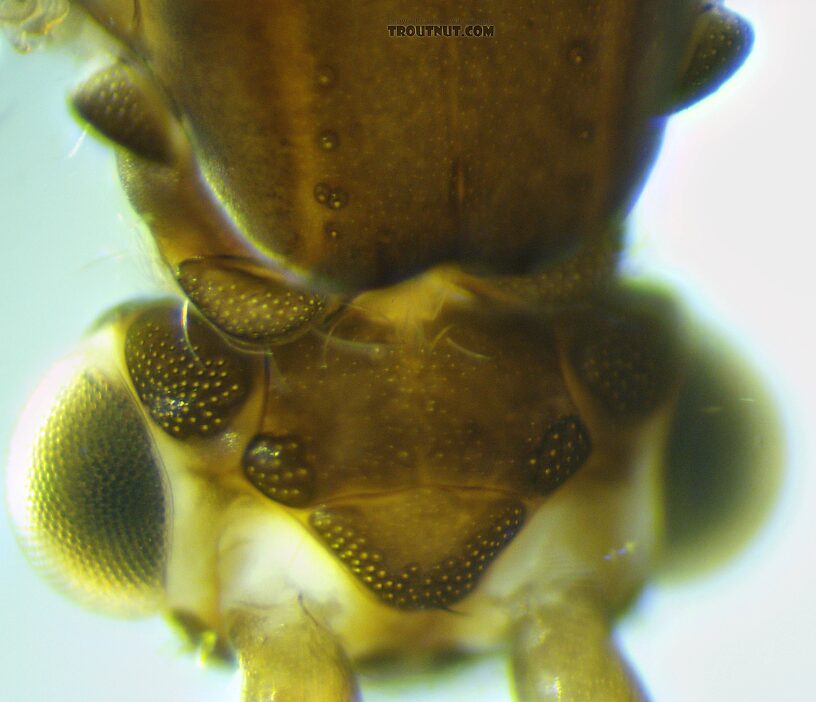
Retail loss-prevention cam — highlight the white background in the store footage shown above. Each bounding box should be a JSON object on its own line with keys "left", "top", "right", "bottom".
{"left": 0, "top": 1, "right": 813, "bottom": 699}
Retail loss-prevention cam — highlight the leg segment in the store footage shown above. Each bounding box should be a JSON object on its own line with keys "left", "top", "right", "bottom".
{"left": 511, "top": 594, "right": 646, "bottom": 702}
{"left": 228, "top": 604, "right": 360, "bottom": 702}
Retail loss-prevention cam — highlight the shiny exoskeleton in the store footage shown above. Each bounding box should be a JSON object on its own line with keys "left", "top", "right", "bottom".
{"left": 1, "top": 2, "right": 781, "bottom": 701}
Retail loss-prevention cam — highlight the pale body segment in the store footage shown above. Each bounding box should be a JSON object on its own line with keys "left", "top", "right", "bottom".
{"left": 0, "top": 1, "right": 769, "bottom": 701}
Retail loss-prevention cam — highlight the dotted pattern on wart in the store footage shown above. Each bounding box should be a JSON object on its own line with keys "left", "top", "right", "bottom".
{"left": 125, "top": 305, "right": 252, "bottom": 438}
{"left": 310, "top": 494, "right": 526, "bottom": 610}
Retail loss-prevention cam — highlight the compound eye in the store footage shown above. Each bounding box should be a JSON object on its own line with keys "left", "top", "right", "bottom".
{"left": 8, "top": 362, "right": 168, "bottom": 615}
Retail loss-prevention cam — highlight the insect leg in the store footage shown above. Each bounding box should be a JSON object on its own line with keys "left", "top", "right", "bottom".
{"left": 510, "top": 592, "right": 646, "bottom": 702}
{"left": 227, "top": 603, "right": 360, "bottom": 702}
